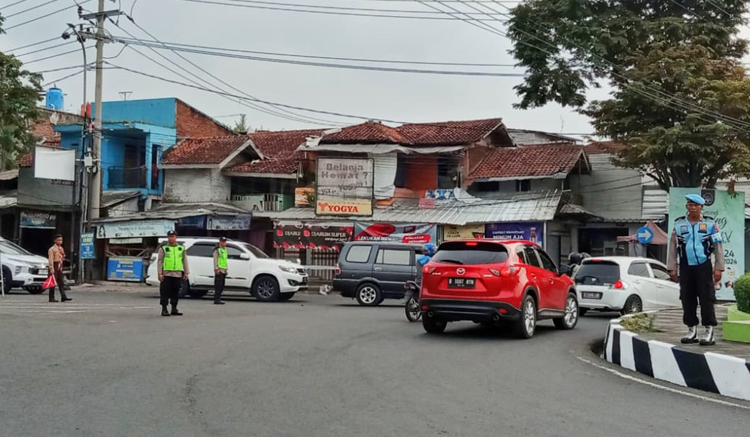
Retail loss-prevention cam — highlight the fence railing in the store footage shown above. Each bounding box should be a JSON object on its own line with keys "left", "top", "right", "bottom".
{"left": 108, "top": 166, "right": 147, "bottom": 189}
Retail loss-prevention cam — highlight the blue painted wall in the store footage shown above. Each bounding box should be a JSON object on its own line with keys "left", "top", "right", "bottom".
{"left": 91, "top": 98, "right": 177, "bottom": 128}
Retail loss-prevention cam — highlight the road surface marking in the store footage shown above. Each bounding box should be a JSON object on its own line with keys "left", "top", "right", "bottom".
{"left": 577, "top": 356, "right": 750, "bottom": 410}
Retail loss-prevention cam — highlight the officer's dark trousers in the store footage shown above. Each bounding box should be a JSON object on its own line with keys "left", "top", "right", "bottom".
{"left": 160, "top": 276, "right": 182, "bottom": 308}
{"left": 214, "top": 273, "right": 226, "bottom": 303}
{"left": 48, "top": 268, "right": 68, "bottom": 302}
{"left": 679, "top": 261, "right": 717, "bottom": 327}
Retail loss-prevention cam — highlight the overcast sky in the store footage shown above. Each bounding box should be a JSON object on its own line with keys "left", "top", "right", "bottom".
{"left": 3, "top": 0, "right": 611, "bottom": 136}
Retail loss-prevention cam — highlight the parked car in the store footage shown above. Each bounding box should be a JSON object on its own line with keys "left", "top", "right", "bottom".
{"left": 419, "top": 239, "right": 579, "bottom": 339}
{"left": 0, "top": 238, "right": 50, "bottom": 294}
{"left": 145, "top": 237, "right": 308, "bottom": 302}
{"left": 575, "top": 256, "right": 679, "bottom": 316}
{"left": 333, "top": 241, "right": 425, "bottom": 306}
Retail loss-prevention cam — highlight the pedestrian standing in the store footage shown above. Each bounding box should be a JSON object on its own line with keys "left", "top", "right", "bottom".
{"left": 668, "top": 194, "right": 725, "bottom": 346}
{"left": 157, "top": 230, "right": 189, "bottom": 317}
{"left": 213, "top": 237, "right": 228, "bottom": 305}
{"left": 47, "top": 234, "right": 71, "bottom": 303}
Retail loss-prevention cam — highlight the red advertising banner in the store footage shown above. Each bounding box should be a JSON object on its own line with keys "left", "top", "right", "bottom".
{"left": 274, "top": 223, "right": 353, "bottom": 250}
{"left": 353, "top": 222, "right": 437, "bottom": 244}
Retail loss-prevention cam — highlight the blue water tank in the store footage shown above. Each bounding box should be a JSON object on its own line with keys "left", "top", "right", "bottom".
{"left": 45, "top": 87, "right": 64, "bottom": 110}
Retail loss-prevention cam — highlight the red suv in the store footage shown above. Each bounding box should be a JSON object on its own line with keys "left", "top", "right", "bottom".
{"left": 419, "top": 240, "right": 579, "bottom": 339}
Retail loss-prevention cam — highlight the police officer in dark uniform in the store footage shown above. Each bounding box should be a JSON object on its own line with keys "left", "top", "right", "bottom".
{"left": 157, "top": 230, "right": 190, "bottom": 317}
{"left": 668, "top": 194, "right": 725, "bottom": 346}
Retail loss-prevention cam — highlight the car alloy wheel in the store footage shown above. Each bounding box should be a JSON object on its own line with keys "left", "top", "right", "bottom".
{"left": 257, "top": 280, "right": 276, "bottom": 299}
{"left": 564, "top": 296, "right": 578, "bottom": 327}
{"left": 358, "top": 286, "right": 377, "bottom": 305}
{"left": 523, "top": 298, "right": 536, "bottom": 336}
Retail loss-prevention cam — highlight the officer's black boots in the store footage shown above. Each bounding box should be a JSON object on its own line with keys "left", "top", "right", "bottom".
{"left": 162, "top": 307, "right": 170, "bottom": 317}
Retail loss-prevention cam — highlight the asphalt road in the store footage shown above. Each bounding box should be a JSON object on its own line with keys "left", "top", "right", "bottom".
{"left": 0, "top": 288, "right": 748, "bottom": 437}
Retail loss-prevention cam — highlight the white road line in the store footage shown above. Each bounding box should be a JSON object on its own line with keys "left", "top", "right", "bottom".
{"left": 577, "top": 356, "right": 750, "bottom": 410}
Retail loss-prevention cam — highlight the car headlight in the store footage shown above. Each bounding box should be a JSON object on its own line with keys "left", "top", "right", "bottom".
{"left": 15, "top": 266, "right": 22, "bottom": 275}
{"left": 279, "top": 265, "right": 296, "bottom": 274}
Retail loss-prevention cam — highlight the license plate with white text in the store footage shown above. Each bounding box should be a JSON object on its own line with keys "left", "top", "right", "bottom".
{"left": 582, "top": 292, "right": 602, "bottom": 300}
{"left": 448, "top": 278, "right": 475, "bottom": 289}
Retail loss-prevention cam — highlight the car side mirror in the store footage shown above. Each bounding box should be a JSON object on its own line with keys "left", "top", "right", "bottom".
{"left": 240, "top": 253, "right": 251, "bottom": 260}
{"left": 559, "top": 265, "right": 572, "bottom": 277}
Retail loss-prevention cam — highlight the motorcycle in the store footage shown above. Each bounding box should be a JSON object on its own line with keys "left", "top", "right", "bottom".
{"left": 404, "top": 281, "right": 421, "bottom": 322}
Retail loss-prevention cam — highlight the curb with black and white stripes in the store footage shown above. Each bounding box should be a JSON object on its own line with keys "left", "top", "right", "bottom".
{"left": 603, "top": 319, "right": 750, "bottom": 402}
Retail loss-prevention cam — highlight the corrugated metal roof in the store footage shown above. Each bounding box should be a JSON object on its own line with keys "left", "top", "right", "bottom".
{"left": 0, "top": 191, "right": 17, "bottom": 210}
{"left": 0, "top": 169, "right": 19, "bottom": 181}
{"left": 255, "top": 192, "right": 562, "bottom": 225}
{"left": 91, "top": 202, "right": 249, "bottom": 224}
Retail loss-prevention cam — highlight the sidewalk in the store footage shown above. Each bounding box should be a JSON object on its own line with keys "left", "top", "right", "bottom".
{"left": 603, "top": 304, "right": 750, "bottom": 402}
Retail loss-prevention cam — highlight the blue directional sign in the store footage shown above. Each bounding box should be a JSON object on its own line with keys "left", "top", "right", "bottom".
{"left": 80, "top": 232, "right": 96, "bottom": 259}
{"left": 636, "top": 226, "right": 654, "bottom": 244}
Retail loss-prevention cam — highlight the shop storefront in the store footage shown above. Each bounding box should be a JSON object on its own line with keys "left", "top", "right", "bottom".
{"left": 273, "top": 221, "right": 353, "bottom": 282}
{"left": 176, "top": 214, "right": 252, "bottom": 240}
{"left": 95, "top": 219, "right": 176, "bottom": 282}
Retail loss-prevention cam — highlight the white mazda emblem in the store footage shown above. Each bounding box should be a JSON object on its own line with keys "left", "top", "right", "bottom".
{"left": 456, "top": 268, "right": 465, "bottom": 276}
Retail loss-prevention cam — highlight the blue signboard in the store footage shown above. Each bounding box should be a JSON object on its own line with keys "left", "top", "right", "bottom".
{"left": 107, "top": 257, "right": 144, "bottom": 282}
{"left": 80, "top": 232, "right": 95, "bottom": 259}
{"left": 635, "top": 226, "right": 654, "bottom": 244}
{"left": 485, "top": 222, "right": 544, "bottom": 246}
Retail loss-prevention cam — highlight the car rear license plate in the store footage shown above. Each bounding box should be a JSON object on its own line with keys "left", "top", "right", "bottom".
{"left": 448, "top": 278, "right": 475, "bottom": 289}
{"left": 582, "top": 292, "right": 602, "bottom": 300}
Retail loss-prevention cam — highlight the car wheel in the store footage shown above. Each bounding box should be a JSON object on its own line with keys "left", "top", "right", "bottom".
{"left": 514, "top": 294, "right": 537, "bottom": 339}
{"left": 2, "top": 267, "right": 11, "bottom": 293}
{"left": 579, "top": 308, "right": 589, "bottom": 317}
{"left": 25, "top": 286, "right": 45, "bottom": 295}
{"left": 278, "top": 293, "right": 295, "bottom": 302}
{"left": 254, "top": 275, "right": 281, "bottom": 302}
{"left": 553, "top": 293, "right": 579, "bottom": 330}
{"left": 189, "top": 291, "right": 207, "bottom": 299}
{"left": 355, "top": 283, "right": 381, "bottom": 306}
{"left": 621, "top": 295, "right": 643, "bottom": 315}
{"left": 422, "top": 316, "right": 447, "bottom": 334}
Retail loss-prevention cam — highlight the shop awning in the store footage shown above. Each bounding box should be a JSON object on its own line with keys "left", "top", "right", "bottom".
{"left": 91, "top": 202, "right": 250, "bottom": 224}
{"left": 254, "top": 191, "right": 562, "bottom": 226}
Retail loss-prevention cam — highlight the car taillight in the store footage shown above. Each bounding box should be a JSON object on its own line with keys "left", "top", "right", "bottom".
{"left": 335, "top": 264, "right": 341, "bottom": 276}
{"left": 613, "top": 280, "right": 625, "bottom": 289}
{"left": 491, "top": 266, "right": 519, "bottom": 277}
{"left": 423, "top": 265, "right": 430, "bottom": 274}
{"left": 428, "top": 267, "right": 436, "bottom": 274}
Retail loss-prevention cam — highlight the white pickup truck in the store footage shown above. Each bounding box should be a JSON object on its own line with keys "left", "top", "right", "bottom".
{"left": 145, "top": 237, "right": 308, "bottom": 302}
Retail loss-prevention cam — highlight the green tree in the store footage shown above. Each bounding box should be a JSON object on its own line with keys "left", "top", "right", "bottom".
{"left": 234, "top": 114, "right": 248, "bottom": 134}
{"left": 0, "top": 15, "right": 43, "bottom": 170}
{"left": 508, "top": 0, "right": 750, "bottom": 190}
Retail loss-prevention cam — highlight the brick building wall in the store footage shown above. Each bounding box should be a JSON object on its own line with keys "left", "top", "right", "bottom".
{"left": 175, "top": 100, "right": 235, "bottom": 139}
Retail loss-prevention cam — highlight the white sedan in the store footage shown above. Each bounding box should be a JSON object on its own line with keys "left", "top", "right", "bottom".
{"left": 575, "top": 256, "right": 680, "bottom": 316}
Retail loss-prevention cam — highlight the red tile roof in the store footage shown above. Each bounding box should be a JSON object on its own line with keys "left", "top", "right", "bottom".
{"left": 228, "top": 129, "right": 326, "bottom": 175}
{"left": 320, "top": 122, "right": 408, "bottom": 144}
{"left": 317, "top": 118, "right": 505, "bottom": 146}
{"left": 397, "top": 118, "right": 504, "bottom": 145}
{"left": 586, "top": 141, "right": 627, "bottom": 155}
{"left": 469, "top": 145, "right": 585, "bottom": 180}
{"left": 161, "top": 136, "right": 249, "bottom": 166}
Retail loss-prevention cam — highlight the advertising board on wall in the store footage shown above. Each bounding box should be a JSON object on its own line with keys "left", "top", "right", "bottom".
{"left": 354, "top": 223, "right": 437, "bottom": 244}
{"left": 443, "top": 224, "right": 485, "bottom": 241}
{"left": 274, "top": 223, "right": 353, "bottom": 250}
{"left": 316, "top": 158, "right": 374, "bottom": 217}
{"left": 207, "top": 215, "right": 251, "bottom": 230}
{"left": 96, "top": 220, "right": 175, "bottom": 239}
{"left": 20, "top": 211, "right": 57, "bottom": 229}
{"left": 485, "top": 222, "right": 544, "bottom": 246}
{"left": 668, "top": 188, "right": 745, "bottom": 301}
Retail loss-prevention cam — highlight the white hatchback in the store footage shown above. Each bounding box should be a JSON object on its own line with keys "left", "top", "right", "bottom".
{"left": 145, "top": 237, "right": 308, "bottom": 302}
{"left": 575, "top": 256, "right": 680, "bottom": 316}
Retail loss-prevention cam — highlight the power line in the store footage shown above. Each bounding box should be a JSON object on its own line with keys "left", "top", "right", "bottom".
{"left": 32, "top": 63, "right": 91, "bottom": 74}
{"left": 13, "top": 41, "right": 72, "bottom": 58}
{"left": 3, "top": 0, "right": 61, "bottom": 19}
{"left": 172, "top": 0, "right": 508, "bottom": 21}
{"left": 115, "top": 36, "right": 517, "bottom": 68}
{"left": 0, "top": 0, "right": 33, "bottom": 12}
{"left": 42, "top": 69, "right": 84, "bottom": 87}
{"left": 184, "top": 0, "right": 508, "bottom": 15}
{"left": 22, "top": 45, "right": 94, "bottom": 65}
{"left": 4, "top": 37, "right": 59, "bottom": 53}
{"left": 4, "top": 0, "right": 92, "bottom": 31}
{"left": 111, "top": 18, "right": 342, "bottom": 126}
{"left": 116, "top": 37, "right": 526, "bottom": 77}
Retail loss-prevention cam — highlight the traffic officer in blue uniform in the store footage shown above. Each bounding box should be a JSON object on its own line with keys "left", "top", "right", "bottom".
{"left": 667, "top": 194, "right": 725, "bottom": 346}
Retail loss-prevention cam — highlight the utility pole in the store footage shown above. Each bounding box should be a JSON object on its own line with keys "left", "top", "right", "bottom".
{"left": 89, "top": 0, "right": 105, "bottom": 221}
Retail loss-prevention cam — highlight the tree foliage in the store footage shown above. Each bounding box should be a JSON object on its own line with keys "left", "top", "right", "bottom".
{"left": 234, "top": 114, "right": 248, "bottom": 134}
{"left": 508, "top": 0, "right": 750, "bottom": 190}
{"left": 0, "top": 15, "right": 43, "bottom": 170}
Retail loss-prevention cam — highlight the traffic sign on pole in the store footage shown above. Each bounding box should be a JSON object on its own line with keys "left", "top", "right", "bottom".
{"left": 636, "top": 226, "right": 654, "bottom": 244}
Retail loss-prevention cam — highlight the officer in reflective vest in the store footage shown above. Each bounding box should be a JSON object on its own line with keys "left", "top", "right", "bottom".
{"left": 213, "top": 237, "right": 228, "bottom": 305}
{"left": 157, "top": 230, "right": 190, "bottom": 317}
{"left": 668, "top": 194, "right": 725, "bottom": 346}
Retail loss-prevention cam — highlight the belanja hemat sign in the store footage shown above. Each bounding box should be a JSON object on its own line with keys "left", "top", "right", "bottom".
{"left": 316, "top": 157, "right": 374, "bottom": 216}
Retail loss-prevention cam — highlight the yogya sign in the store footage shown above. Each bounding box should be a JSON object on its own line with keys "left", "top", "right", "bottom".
{"left": 316, "top": 200, "right": 373, "bottom": 216}
{"left": 316, "top": 157, "right": 374, "bottom": 217}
